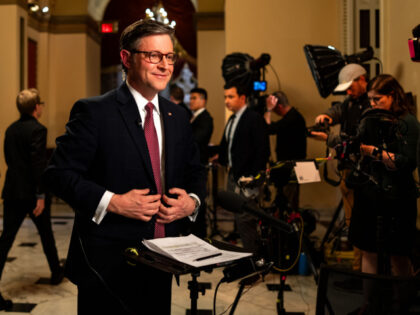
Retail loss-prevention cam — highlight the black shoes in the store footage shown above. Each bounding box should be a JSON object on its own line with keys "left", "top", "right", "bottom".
{"left": 0, "top": 292, "right": 13, "bottom": 311}
{"left": 50, "top": 266, "right": 65, "bottom": 285}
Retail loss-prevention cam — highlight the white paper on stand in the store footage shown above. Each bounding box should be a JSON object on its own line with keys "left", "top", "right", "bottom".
{"left": 294, "top": 161, "right": 321, "bottom": 184}
{"left": 142, "top": 234, "right": 252, "bottom": 268}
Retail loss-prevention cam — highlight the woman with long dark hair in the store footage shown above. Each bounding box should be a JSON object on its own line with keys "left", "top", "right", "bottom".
{"left": 349, "top": 74, "right": 419, "bottom": 276}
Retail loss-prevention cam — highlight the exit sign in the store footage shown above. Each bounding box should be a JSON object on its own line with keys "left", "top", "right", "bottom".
{"left": 100, "top": 21, "right": 118, "bottom": 34}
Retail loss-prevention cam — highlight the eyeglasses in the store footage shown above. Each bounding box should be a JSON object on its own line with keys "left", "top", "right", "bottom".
{"left": 131, "top": 50, "right": 178, "bottom": 65}
{"left": 368, "top": 95, "right": 386, "bottom": 105}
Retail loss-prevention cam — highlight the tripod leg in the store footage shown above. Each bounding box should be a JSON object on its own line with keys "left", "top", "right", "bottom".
{"left": 320, "top": 199, "right": 344, "bottom": 251}
{"left": 229, "top": 283, "right": 245, "bottom": 315}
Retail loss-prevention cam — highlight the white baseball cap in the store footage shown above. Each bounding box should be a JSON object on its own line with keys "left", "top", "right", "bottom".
{"left": 334, "top": 63, "right": 367, "bottom": 92}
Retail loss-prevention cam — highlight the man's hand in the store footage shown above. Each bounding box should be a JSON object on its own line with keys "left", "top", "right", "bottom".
{"left": 315, "top": 114, "right": 332, "bottom": 125}
{"left": 107, "top": 189, "right": 161, "bottom": 221}
{"left": 266, "top": 95, "right": 278, "bottom": 111}
{"left": 360, "top": 144, "right": 375, "bottom": 156}
{"left": 360, "top": 144, "right": 396, "bottom": 169}
{"left": 310, "top": 131, "right": 328, "bottom": 141}
{"left": 33, "top": 199, "right": 45, "bottom": 217}
{"left": 209, "top": 154, "right": 219, "bottom": 163}
{"left": 157, "top": 188, "right": 196, "bottom": 224}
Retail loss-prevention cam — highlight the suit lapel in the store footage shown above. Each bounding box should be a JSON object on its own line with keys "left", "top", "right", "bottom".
{"left": 231, "top": 107, "right": 248, "bottom": 149}
{"left": 159, "top": 96, "right": 176, "bottom": 189}
{"left": 116, "top": 83, "right": 155, "bottom": 184}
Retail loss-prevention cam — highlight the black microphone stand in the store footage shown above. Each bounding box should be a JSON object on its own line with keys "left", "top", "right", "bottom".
{"left": 229, "top": 274, "right": 261, "bottom": 315}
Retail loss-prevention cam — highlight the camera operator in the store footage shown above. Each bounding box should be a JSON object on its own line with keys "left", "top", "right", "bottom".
{"left": 349, "top": 74, "right": 419, "bottom": 276}
{"left": 311, "top": 63, "right": 370, "bottom": 271}
{"left": 264, "top": 91, "right": 307, "bottom": 210}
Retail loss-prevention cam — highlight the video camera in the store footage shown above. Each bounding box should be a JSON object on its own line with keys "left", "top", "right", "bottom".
{"left": 307, "top": 120, "right": 330, "bottom": 137}
{"left": 222, "top": 52, "right": 271, "bottom": 115}
{"left": 333, "top": 108, "right": 399, "bottom": 164}
{"left": 333, "top": 134, "right": 361, "bottom": 162}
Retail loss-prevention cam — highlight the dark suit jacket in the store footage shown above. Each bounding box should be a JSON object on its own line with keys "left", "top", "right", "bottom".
{"left": 44, "top": 83, "right": 206, "bottom": 283}
{"left": 191, "top": 109, "right": 213, "bottom": 165}
{"left": 2, "top": 114, "right": 47, "bottom": 200}
{"left": 178, "top": 101, "right": 192, "bottom": 120}
{"left": 219, "top": 107, "right": 269, "bottom": 181}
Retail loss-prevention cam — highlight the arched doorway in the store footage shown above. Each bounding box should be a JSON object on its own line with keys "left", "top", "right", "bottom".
{"left": 98, "top": 0, "right": 198, "bottom": 97}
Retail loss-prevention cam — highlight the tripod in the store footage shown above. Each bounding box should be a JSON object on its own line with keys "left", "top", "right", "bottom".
{"left": 258, "top": 178, "right": 334, "bottom": 315}
{"left": 206, "top": 163, "right": 224, "bottom": 239}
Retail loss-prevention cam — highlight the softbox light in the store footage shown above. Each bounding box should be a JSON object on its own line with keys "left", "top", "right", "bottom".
{"left": 304, "top": 45, "right": 374, "bottom": 98}
{"left": 304, "top": 45, "right": 345, "bottom": 98}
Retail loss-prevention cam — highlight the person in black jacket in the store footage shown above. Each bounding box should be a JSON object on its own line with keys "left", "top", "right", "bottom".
{"left": 169, "top": 84, "right": 192, "bottom": 120}
{"left": 264, "top": 91, "right": 307, "bottom": 211}
{"left": 351, "top": 74, "right": 418, "bottom": 276}
{"left": 217, "top": 82, "right": 269, "bottom": 253}
{"left": 190, "top": 87, "right": 214, "bottom": 165}
{"left": 189, "top": 87, "right": 213, "bottom": 238}
{"left": 310, "top": 63, "right": 370, "bottom": 272}
{"left": 0, "top": 88, "right": 63, "bottom": 310}
{"left": 44, "top": 20, "right": 205, "bottom": 314}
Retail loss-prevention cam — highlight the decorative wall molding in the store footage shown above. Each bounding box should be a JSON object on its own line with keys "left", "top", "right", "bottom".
{"left": 29, "top": 14, "right": 101, "bottom": 43}
{"left": 0, "top": 0, "right": 27, "bottom": 9}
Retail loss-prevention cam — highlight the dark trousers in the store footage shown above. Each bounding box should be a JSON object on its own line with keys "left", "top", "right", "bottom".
{"left": 75, "top": 236, "right": 172, "bottom": 315}
{"left": 0, "top": 198, "right": 61, "bottom": 279}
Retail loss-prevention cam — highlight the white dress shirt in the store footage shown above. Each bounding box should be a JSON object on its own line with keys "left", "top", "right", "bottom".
{"left": 190, "top": 107, "right": 206, "bottom": 122}
{"left": 93, "top": 82, "right": 199, "bottom": 224}
{"left": 225, "top": 105, "right": 247, "bottom": 167}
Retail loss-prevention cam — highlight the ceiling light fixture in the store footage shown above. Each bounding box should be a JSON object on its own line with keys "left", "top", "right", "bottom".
{"left": 144, "top": 1, "right": 176, "bottom": 28}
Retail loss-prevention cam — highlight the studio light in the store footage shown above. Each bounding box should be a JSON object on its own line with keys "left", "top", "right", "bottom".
{"left": 304, "top": 45, "right": 374, "bottom": 98}
{"left": 29, "top": 4, "right": 39, "bottom": 12}
{"left": 27, "top": 0, "right": 52, "bottom": 18}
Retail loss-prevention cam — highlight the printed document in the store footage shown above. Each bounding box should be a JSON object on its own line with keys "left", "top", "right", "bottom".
{"left": 142, "top": 234, "right": 252, "bottom": 268}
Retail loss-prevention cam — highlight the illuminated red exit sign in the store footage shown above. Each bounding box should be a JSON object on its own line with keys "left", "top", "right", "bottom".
{"left": 100, "top": 21, "right": 118, "bottom": 34}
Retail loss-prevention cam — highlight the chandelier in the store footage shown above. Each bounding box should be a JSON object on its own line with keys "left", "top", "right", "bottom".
{"left": 27, "top": 0, "right": 53, "bottom": 19}
{"left": 145, "top": 1, "right": 176, "bottom": 28}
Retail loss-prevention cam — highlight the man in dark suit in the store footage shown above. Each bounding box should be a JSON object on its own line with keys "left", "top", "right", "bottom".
{"left": 0, "top": 88, "right": 63, "bottom": 310}
{"left": 44, "top": 20, "right": 205, "bottom": 314}
{"left": 217, "top": 83, "right": 269, "bottom": 253}
{"left": 190, "top": 87, "right": 213, "bottom": 165}
{"left": 189, "top": 87, "right": 213, "bottom": 238}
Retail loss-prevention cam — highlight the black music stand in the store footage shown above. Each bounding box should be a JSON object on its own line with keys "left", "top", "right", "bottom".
{"left": 125, "top": 239, "right": 254, "bottom": 315}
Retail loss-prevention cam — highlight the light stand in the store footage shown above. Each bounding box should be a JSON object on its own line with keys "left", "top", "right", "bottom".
{"left": 207, "top": 163, "right": 224, "bottom": 239}
{"left": 229, "top": 274, "right": 261, "bottom": 315}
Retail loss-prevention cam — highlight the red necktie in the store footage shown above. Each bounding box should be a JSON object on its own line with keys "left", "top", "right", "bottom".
{"left": 144, "top": 102, "right": 165, "bottom": 238}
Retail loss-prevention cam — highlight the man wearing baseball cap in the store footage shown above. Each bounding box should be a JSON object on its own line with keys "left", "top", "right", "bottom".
{"left": 311, "top": 63, "right": 370, "bottom": 144}
{"left": 311, "top": 63, "right": 371, "bottom": 272}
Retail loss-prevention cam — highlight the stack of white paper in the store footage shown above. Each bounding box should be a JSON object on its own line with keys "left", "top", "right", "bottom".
{"left": 142, "top": 234, "right": 252, "bottom": 268}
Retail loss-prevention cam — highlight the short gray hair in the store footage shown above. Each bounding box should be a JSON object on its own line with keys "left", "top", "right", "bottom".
{"left": 272, "top": 90, "right": 289, "bottom": 107}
